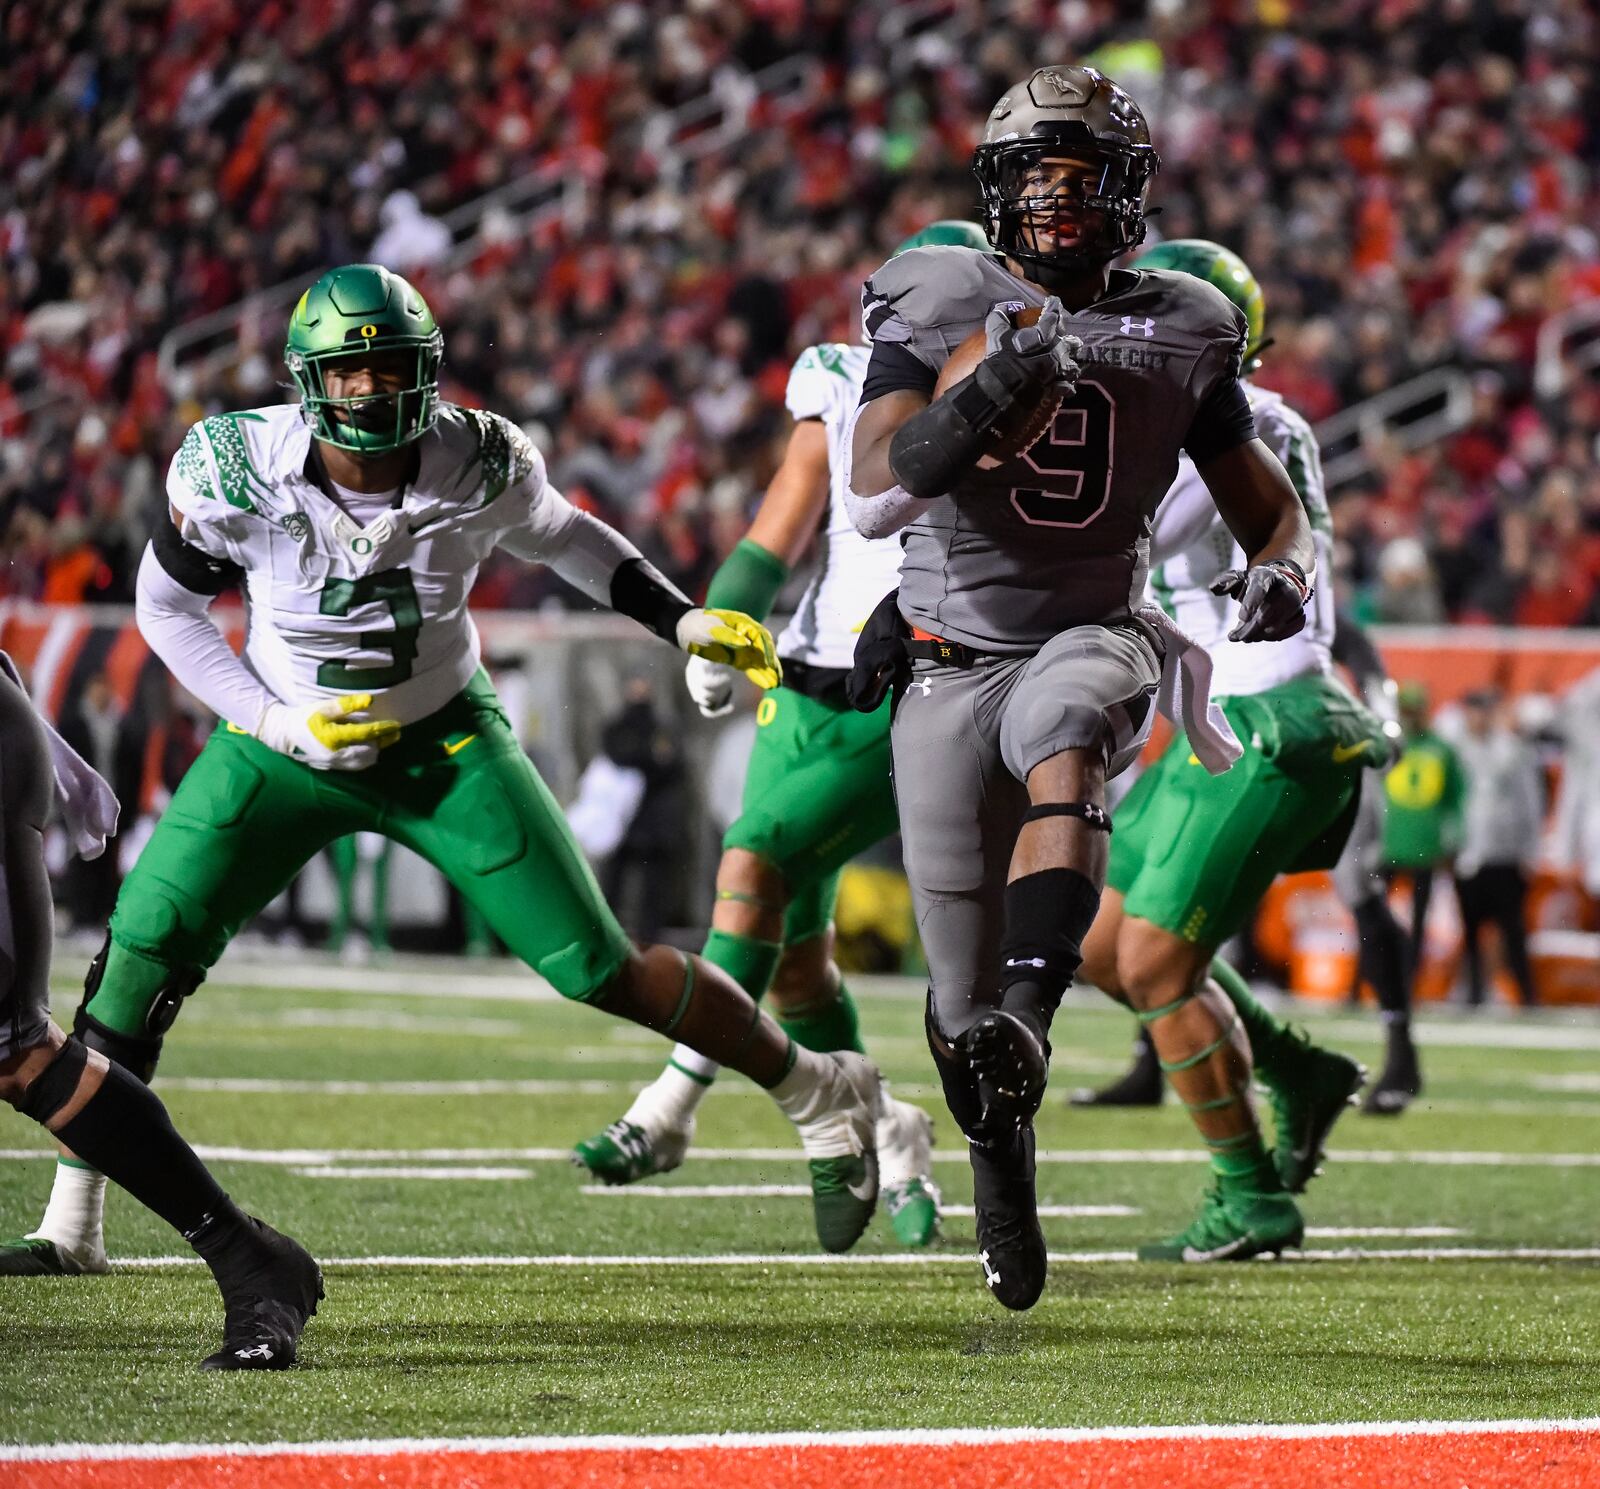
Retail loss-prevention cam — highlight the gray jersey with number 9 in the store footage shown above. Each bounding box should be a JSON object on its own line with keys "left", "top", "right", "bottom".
{"left": 859, "top": 247, "right": 1249, "bottom": 655}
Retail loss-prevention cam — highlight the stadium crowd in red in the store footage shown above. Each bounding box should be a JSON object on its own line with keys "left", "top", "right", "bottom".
{"left": 4, "top": 0, "right": 1599, "bottom": 623}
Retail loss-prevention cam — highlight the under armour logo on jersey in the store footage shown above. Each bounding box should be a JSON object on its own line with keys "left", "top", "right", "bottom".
{"left": 1120, "top": 316, "right": 1156, "bottom": 338}
{"left": 907, "top": 677, "right": 933, "bottom": 697}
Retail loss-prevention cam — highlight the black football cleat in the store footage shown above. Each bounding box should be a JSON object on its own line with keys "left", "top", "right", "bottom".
{"left": 199, "top": 1217, "right": 323, "bottom": 1372}
{"left": 970, "top": 1122, "right": 1047, "bottom": 1311}
{"left": 1069, "top": 1040, "right": 1163, "bottom": 1107}
{"left": 1363, "top": 1032, "right": 1423, "bottom": 1117}
{"left": 959, "top": 1011, "right": 1049, "bottom": 1131}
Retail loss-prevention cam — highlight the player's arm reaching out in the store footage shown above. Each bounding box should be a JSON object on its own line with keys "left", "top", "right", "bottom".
{"left": 681, "top": 418, "right": 830, "bottom": 717}
{"left": 498, "top": 472, "right": 781, "bottom": 691}
{"left": 1192, "top": 436, "right": 1316, "bottom": 642}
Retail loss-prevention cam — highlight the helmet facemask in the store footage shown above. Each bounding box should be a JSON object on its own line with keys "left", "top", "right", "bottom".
{"left": 287, "top": 334, "right": 443, "bottom": 456}
{"left": 975, "top": 132, "right": 1156, "bottom": 282}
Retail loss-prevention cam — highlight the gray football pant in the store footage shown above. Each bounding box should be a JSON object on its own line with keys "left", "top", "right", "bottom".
{"left": 0, "top": 670, "right": 60, "bottom": 1061}
{"left": 891, "top": 621, "right": 1160, "bottom": 1037}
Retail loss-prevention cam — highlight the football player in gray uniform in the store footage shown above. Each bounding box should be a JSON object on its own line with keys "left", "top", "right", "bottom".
{"left": 847, "top": 66, "right": 1316, "bottom": 1309}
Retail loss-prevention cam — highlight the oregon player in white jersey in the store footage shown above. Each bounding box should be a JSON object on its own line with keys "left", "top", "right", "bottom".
{"left": 574, "top": 224, "right": 991, "bottom": 1248}
{"left": 1, "top": 264, "right": 890, "bottom": 1278}
{"left": 1075, "top": 239, "right": 1385, "bottom": 1261}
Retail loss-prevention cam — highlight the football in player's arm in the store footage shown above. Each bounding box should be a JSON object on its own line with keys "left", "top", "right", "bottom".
{"left": 845, "top": 67, "right": 1319, "bottom": 1309}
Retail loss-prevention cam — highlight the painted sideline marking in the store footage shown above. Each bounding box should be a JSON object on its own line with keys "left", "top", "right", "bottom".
{"left": 101, "top": 1247, "right": 1600, "bottom": 1271}
{"left": 8, "top": 1416, "right": 1599, "bottom": 1461}
{"left": 4, "top": 1144, "right": 1598, "bottom": 1168}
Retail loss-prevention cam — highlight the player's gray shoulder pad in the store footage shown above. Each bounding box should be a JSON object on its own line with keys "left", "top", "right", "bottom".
{"left": 1126, "top": 269, "right": 1249, "bottom": 349}
{"left": 863, "top": 247, "right": 1028, "bottom": 349}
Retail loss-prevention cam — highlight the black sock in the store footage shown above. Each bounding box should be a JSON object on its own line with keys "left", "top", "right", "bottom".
{"left": 53, "top": 1060, "right": 241, "bottom": 1242}
{"left": 998, "top": 868, "right": 1101, "bottom": 1041}
{"left": 1353, "top": 897, "right": 1410, "bottom": 1022}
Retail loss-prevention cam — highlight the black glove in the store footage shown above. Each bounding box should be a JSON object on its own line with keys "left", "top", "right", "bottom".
{"left": 848, "top": 588, "right": 911, "bottom": 712}
{"left": 1210, "top": 558, "right": 1312, "bottom": 642}
{"left": 977, "top": 296, "right": 1082, "bottom": 403}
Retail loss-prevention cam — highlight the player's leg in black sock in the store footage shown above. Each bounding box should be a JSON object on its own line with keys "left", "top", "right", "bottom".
{"left": 1353, "top": 894, "right": 1422, "bottom": 1113}
{"left": 4, "top": 1030, "right": 321, "bottom": 1369}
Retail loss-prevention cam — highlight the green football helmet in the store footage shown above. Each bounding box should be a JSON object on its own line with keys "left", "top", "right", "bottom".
{"left": 285, "top": 264, "right": 443, "bottom": 455}
{"left": 893, "top": 219, "right": 992, "bottom": 256}
{"left": 1133, "top": 238, "right": 1267, "bottom": 370}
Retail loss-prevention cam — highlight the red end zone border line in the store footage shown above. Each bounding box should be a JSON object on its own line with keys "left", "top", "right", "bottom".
{"left": 4, "top": 1419, "right": 1598, "bottom": 1489}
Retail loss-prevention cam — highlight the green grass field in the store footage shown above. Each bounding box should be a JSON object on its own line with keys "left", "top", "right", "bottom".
{"left": 2, "top": 956, "right": 1598, "bottom": 1448}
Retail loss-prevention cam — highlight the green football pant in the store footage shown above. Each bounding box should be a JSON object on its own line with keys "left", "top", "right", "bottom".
{"left": 721, "top": 683, "right": 898, "bottom": 947}
{"left": 83, "top": 672, "right": 632, "bottom": 1040}
{"left": 1108, "top": 671, "right": 1378, "bottom": 947}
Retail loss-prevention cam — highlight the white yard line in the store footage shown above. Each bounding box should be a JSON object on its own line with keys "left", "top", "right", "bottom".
{"left": 291, "top": 1165, "right": 532, "bottom": 1180}
{"left": 12, "top": 1416, "right": 1599, "bottom": 1463}
{"left": 2, "top": 1144, "right": 1597, "bottom": 1167}
{"left": 141, "top": 1075, "right": 1600, "bottom": 1116}
{"left": 93, "top": 1247, "right": 1600, "bottom": 1272}
{"left": 574, "top": 1186, "right": 1139, "bottom": 1218}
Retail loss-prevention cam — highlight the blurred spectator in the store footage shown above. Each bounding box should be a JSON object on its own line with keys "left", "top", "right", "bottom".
{"left": 1550, "top": 667, "right": 1600, "bottom": 900}
{"left": 3, "top": 0, "right": 1599, "bottom": 624}
{"left": 597, "top": 675, "right": 687, "bottom": 942}
{"left": 1453, "top": 689, "right": 1544, "bottom": 1005}
{"left": 56, "top": 670, "right": 135, "bottom": 927}
{"left": 1382, "top": 682, "right": 1466, "bottom": 993}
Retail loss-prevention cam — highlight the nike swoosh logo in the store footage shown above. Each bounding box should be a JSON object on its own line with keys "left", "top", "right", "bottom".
{"left": 443, "top": 734, "right": 477, "bottom": 757}
{"left": 846, "top": 1158, "right": 876, "bottom": 1202}
{"left": 1181, "top": 1237, "right": 1253, "bottom": 1262}
{"left": 1332, "top": 741, "right": 1373, "bottom": 763}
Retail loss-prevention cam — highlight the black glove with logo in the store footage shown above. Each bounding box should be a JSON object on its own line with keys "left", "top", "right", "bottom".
{"left": 1210, "top": 558, "right": 1312, "bottom": 642}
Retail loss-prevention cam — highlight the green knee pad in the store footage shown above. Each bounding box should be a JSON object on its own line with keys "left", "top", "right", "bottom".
{"left": 75, "top": 936, "right": 205, "bottom": 1083}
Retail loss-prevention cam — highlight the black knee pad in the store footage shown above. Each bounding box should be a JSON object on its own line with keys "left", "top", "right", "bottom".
{"left": 998, "top": 866, "right": 1102, "bottom": 997}
{"left": 71, "top": 1007, "right": 163, "bottom": 1086}
{"left": 16, "top": 1037, "right": 90, "bottom": 1123}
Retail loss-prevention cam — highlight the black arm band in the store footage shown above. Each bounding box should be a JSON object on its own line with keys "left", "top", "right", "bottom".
{"left": 610, "top": 557, "right": 693, "bottom": 642}
{"left": 152, "top": 513, "right": 243, "bottom": 596}
{"left": 889, "top": 364, "right": 1035, "bottom": 500}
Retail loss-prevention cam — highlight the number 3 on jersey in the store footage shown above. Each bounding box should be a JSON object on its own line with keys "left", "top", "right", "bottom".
{"left": 317, "top": 569, "right": 422, "bottom": 689}
{"left": 1010, "top": 380, "right": 1116, "bottom": 528}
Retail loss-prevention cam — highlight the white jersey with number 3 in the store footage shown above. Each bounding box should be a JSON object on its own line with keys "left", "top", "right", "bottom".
{"left": 1148, "top": 382, "right": 1334, "bottom": 697}
{"left": 166, "top": 402, "right": 578, "bottom": 725}
{"left": 773, "top": 344, "right": 904, "bottom": 670}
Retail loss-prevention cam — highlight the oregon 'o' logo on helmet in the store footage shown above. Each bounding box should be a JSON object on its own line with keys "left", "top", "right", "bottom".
{"left": 283, "top": 265, "right": 444, "bottom": 456}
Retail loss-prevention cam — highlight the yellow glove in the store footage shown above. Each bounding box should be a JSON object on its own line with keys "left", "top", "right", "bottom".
{"left": 675, "top": 608, "right": 782, "bottom": 691}
{"left": 257, "top": 694, "right": 401, "bottom": 770}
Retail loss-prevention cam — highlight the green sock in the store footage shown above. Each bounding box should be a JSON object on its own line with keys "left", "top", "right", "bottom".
{"left": 776, "top": 979, "right": 865, "bottom": 1055}
{"left": 702, "top": 928, "right": 782, "bottom": 1002}
{"left": 1207, "top": 1130, "right": 1281, "bottom": 1197}
{"left": 1209, "top": 956, "right": 1297, "bottom": 1082}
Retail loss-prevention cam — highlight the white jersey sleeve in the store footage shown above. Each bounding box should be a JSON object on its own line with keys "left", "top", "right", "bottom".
{"left": 774, "top": 343, "right": 905, "bottom": 670}
{"left": 166, "top": 415, "right": 270, "bottom": 567}
{"left": 1147, "top": 383, "right": 1334, "bottom": 698}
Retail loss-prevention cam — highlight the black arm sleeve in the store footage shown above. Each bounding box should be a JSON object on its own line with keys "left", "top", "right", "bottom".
{"left": 860, "top": 340, "right": 939, "bottom": 404}
{"left": 1332, "top": 605, "right": 1389, "bottom": 690}
{"left": 151, "top": 510, "right": 243, "bottom": 596}
{"left": 610, "top": 557, "right": 692, "bottom": 642}
{"left": 1183, "top": 375, "right": 1257, "bottom": 466}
